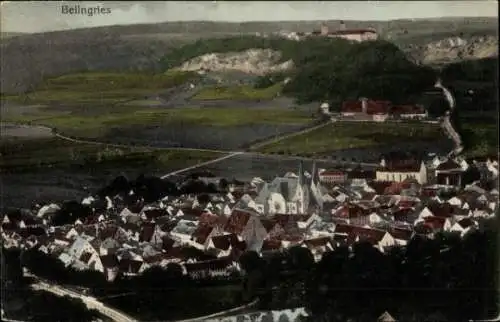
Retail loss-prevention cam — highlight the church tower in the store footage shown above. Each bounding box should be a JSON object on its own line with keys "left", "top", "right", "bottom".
{"left": 293, "top": 161, "right": 308, "bottom": 214}
{"left": 310, "top": 160, "right": 324, "bottom": 212}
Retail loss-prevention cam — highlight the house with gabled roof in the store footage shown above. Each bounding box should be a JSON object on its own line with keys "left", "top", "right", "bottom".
{"left": 224, "top": 208, "right": 267, "bottom": 252}
{"left": 435, "top": 158, "right": 465, "bottom": 186}
{"left": 376, "top": 160, "right": 428, "bottom": 185}
{"left": 206, "top": 233, "right": 245, "bottom": 258}
{"left": 191, "top": 224, "right": 224, "bottom": 249}
{"left": 301, "top": 237, "right": 334, "bottom": 262}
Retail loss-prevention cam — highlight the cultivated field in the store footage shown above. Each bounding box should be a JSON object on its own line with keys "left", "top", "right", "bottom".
{"left": 255, "top": 121, "right": 445, "bottom": 157}
{"left": 1, "top": 71, "right": 317, "bottom": 150}
{"left": 0, "top": 137, "right": 224, "bottom": 209}
{"left": 191, "top": 83, "right": 283, "bottom": 101}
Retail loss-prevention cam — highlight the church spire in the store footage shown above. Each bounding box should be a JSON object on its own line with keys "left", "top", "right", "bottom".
{"left": 311, "top": 160, "right": 319, "bottom": 185}
{"left": 298, "top": 160, "right": 305, "bottom": 186}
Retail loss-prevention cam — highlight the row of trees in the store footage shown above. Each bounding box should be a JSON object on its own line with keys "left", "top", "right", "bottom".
{"left": 239, "top": 226, "right": 498, "bottom": 321}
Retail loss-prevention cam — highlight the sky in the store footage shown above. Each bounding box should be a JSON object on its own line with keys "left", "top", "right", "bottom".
{"left": 0, "top": 1, "right": 497, "bottom": 33}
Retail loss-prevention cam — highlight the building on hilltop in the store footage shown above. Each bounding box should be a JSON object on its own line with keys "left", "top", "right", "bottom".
{"left": 313, "top": 21, "right": 378, "bottom": 42}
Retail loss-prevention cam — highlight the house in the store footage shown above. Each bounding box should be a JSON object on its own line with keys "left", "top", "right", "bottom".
{"left": 334, "top": 223, "right": 396, "bottom": 252}
{"left": 224, "top": 209, "right": 267, "bottom": 252}
{"left": 377, "top": 311, "right": 397, "bottom": 322}
{"left": 261, "top": 239, "right": 283, "bottom": 256}
{"left": 317, "top": 21, "right": 378, "bottom": 42}
{"left": 206, "top": 233, "right": 246, "bottom": 258}
{"left": 341, "top": 98, "right": 391, "bottom": 119}
{"left": 100, "top": 254, "right": 119, "bottom": 281}
{"left": 302, "top": 237, "right": 334, "bottom": 262}
{"left": 118, "top": 257, "right": 144, "bottom": 277}
{"left": 435, "top": 158, "right": 465, "bottom": 186}
{"left": 60, "top": 236, "right": 104, "bottom": 273}
{"left": 376, "top": 160, "right": 427, "bottom": 184}
{"left": 319, "top": 169, "right": 347, "bottom": 184}
{"left": 390, "top": 104, "right": 427, "bottom": 120}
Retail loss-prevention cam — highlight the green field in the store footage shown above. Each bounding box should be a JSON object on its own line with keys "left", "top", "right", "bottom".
{"left": 3, "top": 105, "right": 312, "bottom": 138}
{"left": 461, "top": 122, "right": 498, "bottom": 158}
{"left": 0, "top": 137, "right": 223, "bottom": 173}
{"left": 2, "top": 71, "right": 198, "bottom": 105}
{"left": 255, "top": 121, "right": 443, "bottom": 156}
{"left": 191, "top": 83, "right": 283, "bottom": 101}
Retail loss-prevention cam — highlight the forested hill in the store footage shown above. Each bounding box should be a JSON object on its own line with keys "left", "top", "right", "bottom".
{"left": 1, "top": 17, "right": 496, "bottom": 94}
{"left": 162, "top": 36, "right": 438, "bottom": 105}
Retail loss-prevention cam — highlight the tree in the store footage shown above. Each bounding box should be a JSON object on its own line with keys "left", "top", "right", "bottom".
{"left": 239, "top": 251, "right": 263, "bottom": 274}
{"left": 287, "top": 246, "right": 314, "bottom": 272}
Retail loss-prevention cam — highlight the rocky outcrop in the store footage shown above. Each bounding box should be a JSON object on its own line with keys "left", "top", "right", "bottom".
{"left": 404, "top": 35, "right": 498, "bottom": 65}
{"left": 173, "top": 49, "right": 294, "bottom": 75}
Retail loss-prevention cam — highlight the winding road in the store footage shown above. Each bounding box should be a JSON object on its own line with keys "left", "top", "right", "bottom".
{"left": 26, "top": 274, "right": 137, "bottom": 322}
{"left": 434, "top": 77, "right": 464, "bottom": 157}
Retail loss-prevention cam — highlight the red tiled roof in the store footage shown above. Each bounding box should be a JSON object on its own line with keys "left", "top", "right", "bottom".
{"left": 341, "top": 99, "right": 391, "bottom": 115}
{"left": 192, "top": 225, "right": 214, "bottom": 244}
{"left": 98, "top": 225, "right": 118, "bottom": 240}
{"left": 352, "top": 226, "right": 386, "bottom": 243}
{"left": 262, "top": 239, "right": 282, "bottom": 251}
{"left": 397, "top": 200, "right": 418, "bottom": 209}
{"left": 333, "top": 203, "right": 367, "bottom": 218}
{"left": 436, "top": 159, "right": 462, "bottom": 171}
{"left": 210, "top": 234, "right": 234, "bottom": 251}
{"left": 391, "top": 105, "right": 426, "bottom": 115}
{"left": 427, "top": 203, "right": 455, "bottom": 218}
{"left": 341, "top": 100, "right": 362, "bottom": 113}
{"left": 423, "top": 216, "right": 446, "bottom": 230}
{"left": 224, "top": 209, "right": 253, "bottom": 234}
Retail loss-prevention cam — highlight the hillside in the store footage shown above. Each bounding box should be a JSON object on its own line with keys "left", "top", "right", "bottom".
{"left": 173, "top": 49, "right": 294, "bottom": 75}
{"left": 0, "top": 17, "right": 497, "bottom": 94}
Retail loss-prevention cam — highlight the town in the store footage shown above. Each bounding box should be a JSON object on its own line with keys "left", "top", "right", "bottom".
{"left": 2, "top": 152, "right": 498, "bottom": 281}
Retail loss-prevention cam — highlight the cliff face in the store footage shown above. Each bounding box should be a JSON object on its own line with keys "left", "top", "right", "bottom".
{"left": 173, "top": 49, "right": 294, "bottom": 75}
{"left": 402, "top": 35, "right": 498, "bottom": 65}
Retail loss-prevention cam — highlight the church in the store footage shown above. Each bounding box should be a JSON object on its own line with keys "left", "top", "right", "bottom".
{"left": 252, "top": 161, "right": 325, "bottom": 215}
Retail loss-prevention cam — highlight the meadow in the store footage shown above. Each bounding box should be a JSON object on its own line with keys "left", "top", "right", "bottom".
{"left": 255, "top": 121, "right": 444, "bottom": 157}
{"left": 191, "top": 83, "right": 284, "bottom": 101}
